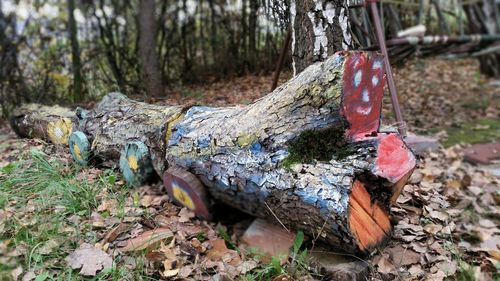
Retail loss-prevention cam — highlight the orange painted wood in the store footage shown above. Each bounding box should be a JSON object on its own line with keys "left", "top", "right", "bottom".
{"left": 348, "top": 180, "right": 391, "bottom": 251}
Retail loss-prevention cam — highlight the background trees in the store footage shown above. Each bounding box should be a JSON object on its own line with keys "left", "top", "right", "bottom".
{"left": 0, "top": 0, "right": 499, "bottom": 117}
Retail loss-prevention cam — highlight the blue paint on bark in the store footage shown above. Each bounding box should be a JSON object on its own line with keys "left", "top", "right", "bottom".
{"left": 185, "top": 106, "right": 218, "bottom": 118}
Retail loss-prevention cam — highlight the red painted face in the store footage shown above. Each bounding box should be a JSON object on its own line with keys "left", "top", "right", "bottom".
{"left": 341, "top": 52, "right": 386, "bottom": 141}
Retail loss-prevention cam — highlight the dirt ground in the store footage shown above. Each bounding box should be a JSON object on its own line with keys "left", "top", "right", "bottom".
{"left": 0, "top": 57, "right": 499, "bottom": 280}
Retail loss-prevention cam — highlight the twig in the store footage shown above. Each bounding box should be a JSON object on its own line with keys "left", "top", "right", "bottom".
{"left": 264, "top": 201, "right": 290, "bottom": 233}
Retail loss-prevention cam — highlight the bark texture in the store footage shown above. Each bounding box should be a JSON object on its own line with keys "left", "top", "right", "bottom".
{"left": 163, "top": 52, "right": 414, "bottom": 253}
{"left": 139, "top": 0, "right": 164, "bottom": 96}
{"left": 77, "top": 92, "right": 183, "bottom": 173}
{"left": 291, "top": 0, "right": 354, "bottom": 75}
{"left": 10, "top": 104, "right": 77, "bottom": 145}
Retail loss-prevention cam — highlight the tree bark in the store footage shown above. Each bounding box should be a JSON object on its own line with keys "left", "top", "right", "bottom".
{"left": 10, "top": 104, "right": 78, "bottom": 145}
{"left": 290, "top": 0, "right": 354, "bottom": 75}
{"left": 77, "top": 92, "right": 183, "bottom": 174}
{"left": 164, "top": 51, "right": 414, "bottom": 254}
{"left": 67, "top": 0, "right": 84, "bottom": 103}
{"left": 9, "top": 52, "right": 415, "bottom": 254}
{"left": 139, "top": 0, "right": 164, "bottom": 96}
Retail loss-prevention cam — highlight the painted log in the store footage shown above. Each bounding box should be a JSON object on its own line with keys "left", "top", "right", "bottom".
{"left": 75, "top": 92, "right": 184, "bottom": 177}
{"left": 8, "top": 51, "right": 416, "bottom": 254}
{"left": 163, "top": 51, "right": 416, "bottom": 254}
{"left": 10, "top": 104, "right": 77, "bottom": 145}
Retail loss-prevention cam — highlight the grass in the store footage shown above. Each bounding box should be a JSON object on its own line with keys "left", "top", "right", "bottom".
{"left": 0, "top": 149, "right": 134, "bottom": 280}
{"left": 440, "top": 119, "right": 500, "bottom": 147}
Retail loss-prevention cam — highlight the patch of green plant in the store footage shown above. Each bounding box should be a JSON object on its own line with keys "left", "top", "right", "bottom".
{"left": 196, "top": 232, "right": 207, "bottom": 242}
{"left": 281, "top": 125, "right": 354, "bottom": 170}
{"left": 217, "top": 227, "right": 239, "bottom": 251}
{"left": 441, "top": 119, "right": 500, "bottom": 147}
{"left": 0, "top": 149, "right": 131, "bottom": 280}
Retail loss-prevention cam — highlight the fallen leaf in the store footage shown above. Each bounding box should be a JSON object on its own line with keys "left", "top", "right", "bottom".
{"left": 140, "top": 195, "right": 154, "bottom": 207}
{"left": 374, "top": 254, "right": 396, "bottom": 274}
{"left": 436, "top": 260, "right": 457, "bottom": 276}
{"left": 90, "top": 211, "right": 105, "bottom": 228}
{"left": 424, "top": 223, "right": 443, "bottom": 235}
{"left": 102, "top": 223, "right": 129, "bottom": 243}
{"left": 22, "top": 271, "right": 35, "bottom": 281}
{"left": 11, "top": 266, "right": 23, "bottom": 280}
{"left": 163, "top": 268, "right": 179, "bottom": 278}
{"left": 178, "top": 208, "right": 195, "bottom": 223}
{"left": 65, "top": 243, "right": 112, "bottom": 276}
{"left": 478, "top": 219, "right": 496, "bottom": 229}
{"left": 38, "top": 239, "right": 60, "bottom": 255}
{"left": 206, "top": 239, "right": 241, "bottom": 265}
{"left": 428, "top": 210, "right": 449, "bottom": 222}
{"left": 118, "top": 228, "right": 173, "bottom": 252}
{"left": 426, "top": 270, "right": 446, "bottom": 281}
{"left": 386, "top": 245, "right": 421, "bottom": 266}
{"left": 237, "top": 260, "right": 258, "bottom": 274}
{"left": 178, "top": 265, "right": 194, "bottom": 278}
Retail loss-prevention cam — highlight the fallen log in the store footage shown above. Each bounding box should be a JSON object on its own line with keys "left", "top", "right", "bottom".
{"left": 163, "top": 51, "right": 415, "bottom": 254}
{"left": 10, "top": 103, "right": 77, "bottom": 145}
{"left": 74, "top": 92, "right": 183, "bottom": 184}
{"left": 9, "top": 51, "right": 416, "bottom": 255}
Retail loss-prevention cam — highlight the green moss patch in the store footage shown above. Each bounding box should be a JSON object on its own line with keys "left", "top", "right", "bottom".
{"left": 281, "top": 125, "right": 354, "bottom": 170}
{"left": 441, "top": 119, "right": 500, "bottom": 147}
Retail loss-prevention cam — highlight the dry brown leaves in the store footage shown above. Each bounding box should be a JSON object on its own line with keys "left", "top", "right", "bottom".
{"left": 370, "top": 146, "right": 499, "bottom": 280}
{"left": 65, "top": 243, "right": 112, "bottom": 276}
{"left": 387, "top": 58, "right": 500, "bottom": 132}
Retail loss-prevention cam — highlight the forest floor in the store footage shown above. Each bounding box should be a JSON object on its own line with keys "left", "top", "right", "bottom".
{"left": 0, "top": 57, "right": 499, "bottom": 281}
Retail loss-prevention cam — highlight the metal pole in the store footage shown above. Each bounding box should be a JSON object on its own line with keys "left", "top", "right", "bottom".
{"left": 271, "top": 29, "right": 292, "bottom": 91}
{"left": 369, "top": 0, "right": 407, "bottom": 136}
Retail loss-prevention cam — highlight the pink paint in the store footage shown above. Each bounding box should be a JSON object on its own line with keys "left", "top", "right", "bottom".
{"left": 341, "top": 52, "right": 386, "bottom": 141}
{"left": 374, "top": 133, "right": 416, "bottom": 183}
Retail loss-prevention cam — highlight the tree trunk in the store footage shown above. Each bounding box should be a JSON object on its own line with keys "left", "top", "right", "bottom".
{"left": 9, "top": 52, "right": 415, "bottom": 255}
{"left": 290, "top": 0, "right": 354, "bottom": 75}
{"left": 67, "top": 0, "right": 84, "bottom": 102}
{"left": 139, "top": 0, "right": 164, "bottom": 96}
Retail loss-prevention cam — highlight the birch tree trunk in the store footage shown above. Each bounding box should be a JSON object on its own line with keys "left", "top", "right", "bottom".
{"left": 290, "top": 0, "right": 354, "bottom": 75}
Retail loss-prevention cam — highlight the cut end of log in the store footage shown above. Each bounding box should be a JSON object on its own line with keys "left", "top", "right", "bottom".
{"left": 372, "top": 133, "right": 416, "bottom": 204}
{"left": 47, "top": 117, "right": 73, "bottom": 145}
{"left": 119, "top": 141, "right": 155, "bottom": 186}
{"left": 348, "top": 180, "right": 391, "bottom": 252}
{"left": 374, "top": 133, "right": 416, "bottom": 183}
{"left": 163, "top": 167, "right": 212, "bottom": 220}
{"left": 69, "top": 131, "right": 91, "bottom": 165}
